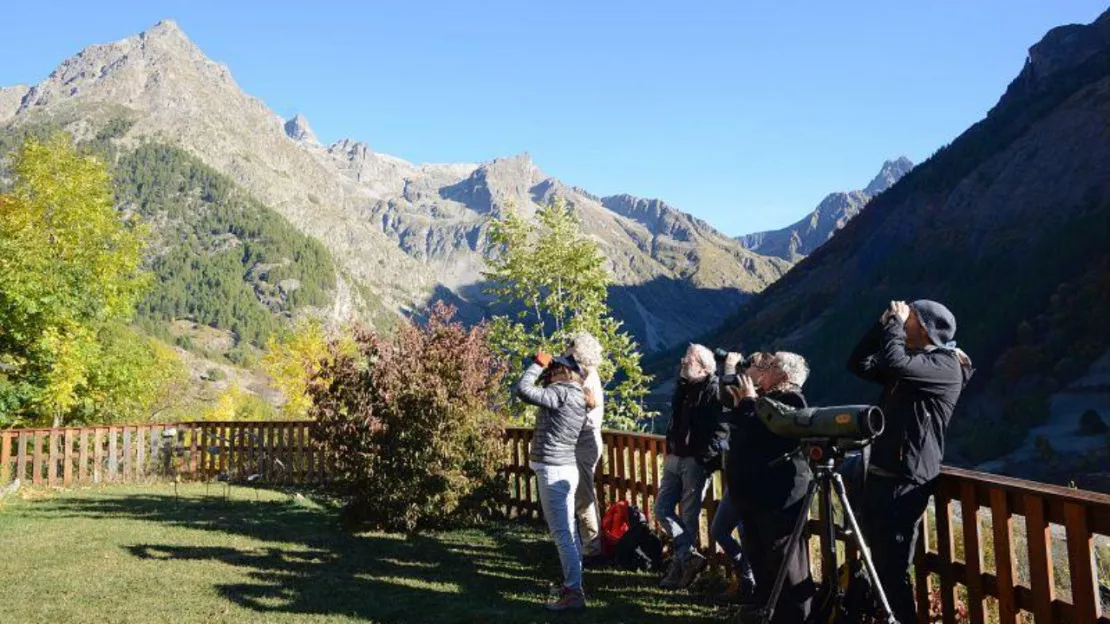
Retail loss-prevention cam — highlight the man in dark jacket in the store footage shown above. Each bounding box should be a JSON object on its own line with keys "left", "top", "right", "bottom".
{"left": 719, "top": 351, "right": 815, "bottom": 623}
{"left": 848, "top": 299, "right": 973, "bottom": 624}
{"left": 655, "top": 344, "right": 728, "bottom": 589}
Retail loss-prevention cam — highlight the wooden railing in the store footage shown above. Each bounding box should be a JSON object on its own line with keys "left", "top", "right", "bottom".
{"left": 504, "top": 427, "right": 1110, "bottom": 624}
{"left": 4, "top": 422, "right": 1108, "bottom": 622}
{"left": 0, "top": 421, "right": 322, "bottom": 487}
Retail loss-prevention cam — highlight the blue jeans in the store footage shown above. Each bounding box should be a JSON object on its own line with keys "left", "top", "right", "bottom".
{"left": 654, "top": 455, "right": 710, "bottom": 563}
{"left": 710, "top": 488, "right": 746, "bottom": 565}
{"left": 533, "top": 462, "right": 583, "bottom": 590}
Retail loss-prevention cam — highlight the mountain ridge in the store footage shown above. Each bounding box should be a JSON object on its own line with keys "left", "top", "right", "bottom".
{"left": 0, "top": 18, "right": 791, "bottom": 351}
{"left": 737, "top": 157, "right": 914, "bottom": 261}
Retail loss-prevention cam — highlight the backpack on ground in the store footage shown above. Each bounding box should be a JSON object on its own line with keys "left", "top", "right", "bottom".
{"left": 601, "top": 500, "right": 631, "bottom": 558}
{"left": 614, "top": 504, "right": 664, "bottom": 572}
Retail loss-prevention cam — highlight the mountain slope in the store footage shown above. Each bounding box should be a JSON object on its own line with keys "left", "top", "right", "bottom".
{"left": 7, "top": 20, "right": 435, "bottom": 323}
{"left": 738, "top": 157, "right": 914, "bottom": 261}
{"left": 1, "top": 20, "right": 791, "bottom": 352}
{"left": 694, "top": 9, "right": 1110, "bottom": 469}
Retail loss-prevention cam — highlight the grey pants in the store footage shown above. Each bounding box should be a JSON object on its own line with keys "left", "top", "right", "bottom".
{"left": 653, "top": 454, "right": 710, "bottom": 563}
{"left": 575, "top": 430, "right": 602, "bottom": 556}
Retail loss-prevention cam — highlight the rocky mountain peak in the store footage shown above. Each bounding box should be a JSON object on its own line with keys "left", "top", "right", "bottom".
{"left": 329, "top": 138, "right": 369, "bottom": 159}
{"left": 483, "top": 152, "right": 536, "bottom": 176}
{"left": 863, "top": 156, "right": 914, "bottom": 195}
{"left": 996, "top": 8, "right": 1110, "bottom": 111}
{"left": 143, "top": 19, "right": 189, "bottom": 42}
{"left": 738, "top": 156, "right": 913, "bottom": 261}
{"left": 16, "top": 18, "right": 237, "bottom": 115}
{"left": 284, "top": 113, "right": 318, "bottom": 144}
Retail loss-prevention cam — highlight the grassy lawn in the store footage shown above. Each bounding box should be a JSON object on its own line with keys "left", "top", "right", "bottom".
{"left": 0, "top": 484, "right": 724, "bottom": 623}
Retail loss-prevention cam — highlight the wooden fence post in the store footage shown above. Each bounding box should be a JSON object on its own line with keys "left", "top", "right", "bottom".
{"left": 959, "top": 481, "right": 985, "bottom": 624}
{"left": 63, "top": 428, "right": 74, "bottom": 487}
{"left": 1064, "top": 502, "right": 1099, "bottom": 624}
{"left": 32, "top": 431, "right": 43, "bottom": 486}
{"left": 989, "top": 489, "right": 1017, "bottom": 624}
{"left": 78, "top": 429, "right": 89, "bottom": 484}
{"left": 17, "top": 432, "right": 28, "bottom": 483}
{"left": 47, "top": 429, "right": 59, "bottom": 486}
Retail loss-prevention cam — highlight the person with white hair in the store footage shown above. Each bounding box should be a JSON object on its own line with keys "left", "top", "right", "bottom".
{"left": 566, "top": 331, "right": 605, "bottom": 564}
{"left": 718, "top": 351, "right": 815, "bottom": 623}
{"left": 655, "top": 343, "right": 728, "bottom": 590}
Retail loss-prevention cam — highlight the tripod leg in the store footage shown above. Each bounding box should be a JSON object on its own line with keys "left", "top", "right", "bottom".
{"left": 758, "top": 477, "right": 820, "bottom": 624}
{"left": 831, "top": 473, "right": 898, "bottom": 624}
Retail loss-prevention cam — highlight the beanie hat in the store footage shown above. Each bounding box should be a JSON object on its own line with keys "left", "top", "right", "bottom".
{"left": 910, "top": 300, "right": 957, "bottom": 347}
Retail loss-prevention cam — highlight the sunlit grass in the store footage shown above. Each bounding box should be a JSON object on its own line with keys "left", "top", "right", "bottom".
{"left": 0, "top": 484, "right": 723, "bottom": 623}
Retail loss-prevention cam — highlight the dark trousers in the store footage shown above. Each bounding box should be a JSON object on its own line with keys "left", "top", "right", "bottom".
{"left": 859, "top": 475, "right": 936, "bottom": 624}
{"left": 739, "top": 499, "right": 814, "bottom": 624}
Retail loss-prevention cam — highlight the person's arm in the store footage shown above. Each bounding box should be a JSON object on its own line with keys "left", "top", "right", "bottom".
{"left": 847, "top": 322, "right": 885, "bottom": 383}
{"left": 718, "top": 352, "right": 743, "bottom": 409}
{"left": 877, "top": 319, "right": 958, "bottom": 386}
{"left": 515, "top": 362, "right": 564, "bottom": 410}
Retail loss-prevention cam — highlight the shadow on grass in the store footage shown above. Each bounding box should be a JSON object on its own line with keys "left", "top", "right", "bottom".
{"left": 41, "top": 489, "right": 723, "bottom": 624}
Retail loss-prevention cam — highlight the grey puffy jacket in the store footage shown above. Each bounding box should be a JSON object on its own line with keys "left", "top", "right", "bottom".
{"left": 516, "top": 363, "right": 588, "bottom": 466}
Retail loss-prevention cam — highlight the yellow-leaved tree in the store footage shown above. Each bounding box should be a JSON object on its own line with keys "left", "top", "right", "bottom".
{"left": 0, "top": 134, "right": 184, "bottom": 427}
{"left": 262, "top": 317, "right": 355, "bottom": 419}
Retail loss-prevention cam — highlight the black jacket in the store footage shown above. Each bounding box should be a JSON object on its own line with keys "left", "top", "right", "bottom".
{"left": 666, "top": 375, "right": 728, "bottom": 467}
{"left": 848, "top": 320, "right": 974, "bottom": 483}
{"left": 722, "top": 388, "right": 812, "bottom": 511}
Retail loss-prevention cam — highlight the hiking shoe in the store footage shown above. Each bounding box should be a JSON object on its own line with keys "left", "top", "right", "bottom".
{"left": 679, "top": 551, "right": 708, "bottom": 588}
{"left": 716, "top": 570, "right": 758, "bottom": 604}
{"left": 546, "top": 586, "right": 586, "bottom": 611}
{"left": 660, "top": 560, "right": 684, "bottom": 589}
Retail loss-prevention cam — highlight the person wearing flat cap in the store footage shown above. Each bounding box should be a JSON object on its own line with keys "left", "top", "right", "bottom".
{"left": 847, "top": 300, "right": 974, "bottom": 623}
{"left": 516, "top": 351, "right": 598, "bottom": 612}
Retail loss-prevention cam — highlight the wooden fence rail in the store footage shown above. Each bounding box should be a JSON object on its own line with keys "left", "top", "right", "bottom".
{"left": 0, "top": 421, "right": 323, "bottom": 487}
{"left": 3, "top": 422, "right": 1109, "bottom": 623}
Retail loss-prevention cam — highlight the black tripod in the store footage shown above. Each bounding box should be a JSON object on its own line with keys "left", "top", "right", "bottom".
{"left": 745, "top": 439, "right": 897, "bottom": 624}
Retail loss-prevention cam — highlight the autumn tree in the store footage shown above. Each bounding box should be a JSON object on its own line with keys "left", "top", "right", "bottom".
{"left": 483, "top": 198, "right": 653, "bottom": 429}
{"left": 309, "top": 303, "right": 506, "bottom": 531}
{"left": 262, "top": 316, "right": 356, "bottom": 419}
{"left": 0, "top": 134, "right": 182, "bottom": 427}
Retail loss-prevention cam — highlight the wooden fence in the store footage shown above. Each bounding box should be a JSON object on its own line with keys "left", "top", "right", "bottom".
{"left": 0, "top": 421, "right": 323, "bottom": 487}
{"left": 3, "top": 421, "right": 1109, "bottom": 622}
{"left": 505, "top": 427, "right": 1110, "bottom": 624}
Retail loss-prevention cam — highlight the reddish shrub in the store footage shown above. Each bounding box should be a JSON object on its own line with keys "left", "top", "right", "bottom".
{"left": 309, "top": 302, "right": 507, "bottom": 531}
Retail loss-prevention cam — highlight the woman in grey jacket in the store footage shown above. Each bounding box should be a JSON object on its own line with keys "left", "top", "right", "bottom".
{"left": 516, "top": 351, "right": 596, "bottom": 612}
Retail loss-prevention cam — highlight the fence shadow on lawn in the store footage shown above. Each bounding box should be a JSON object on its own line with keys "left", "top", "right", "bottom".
{"left": 41, "top": 489, "right": 722, "bottom": 623}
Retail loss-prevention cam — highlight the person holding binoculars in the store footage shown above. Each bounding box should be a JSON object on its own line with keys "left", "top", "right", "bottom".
{"left": 654, "top": 344, "right": 729, "bottom": 590}
{"left": 716, "top": 351, "right": 815, "bottom": 623}
{"left": 515, "top": 351, "right": 598, "bottom": 612}
{"left": 847, "top": 299, "right": 973, "bottom": 623}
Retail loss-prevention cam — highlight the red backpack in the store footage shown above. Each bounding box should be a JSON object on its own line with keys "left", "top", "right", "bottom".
{"left": 601, "top": 500, "right": 631, "bottom": 557}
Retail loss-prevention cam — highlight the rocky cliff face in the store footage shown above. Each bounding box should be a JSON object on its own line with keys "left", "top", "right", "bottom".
{"left": 0, "top": 19, "right": 792, "bottom": 351}
{"left": 737, "top": 157, "right": 914, "bottom": 261}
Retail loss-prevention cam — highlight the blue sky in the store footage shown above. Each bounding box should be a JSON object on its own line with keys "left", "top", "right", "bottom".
{"left": 0, "top": 1, "right": 1106, "bottom": 234}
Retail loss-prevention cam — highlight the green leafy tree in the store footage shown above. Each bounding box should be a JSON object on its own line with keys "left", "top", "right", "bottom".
{"left": 0, "top": 134, "right": 178, "bottom": 427}
{"left": 483, "top": 198, "right": 653, "bottom": 429}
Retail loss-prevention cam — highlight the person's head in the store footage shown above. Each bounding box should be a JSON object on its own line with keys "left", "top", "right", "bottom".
{"left": 541, "top": 355, "right": 597, "bottom": 409}
{"left": 541, "top": 355, "right": 584, "bottom": 387}
{"left": 747, "top": 351, "right": 809, "bottom": 393}
{"left": 679, "top": 344, "right": 715, "bottom": 382}
{"left": 567, "top": 331, "right": 603, "bottom": 371}
{"left": 907, "top": 300, "right": 957, "bottom": 351}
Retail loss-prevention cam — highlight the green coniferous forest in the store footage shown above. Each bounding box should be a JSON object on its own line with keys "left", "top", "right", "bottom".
{"left": 0, "top": 117, "right": 337, "bottom": 361}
